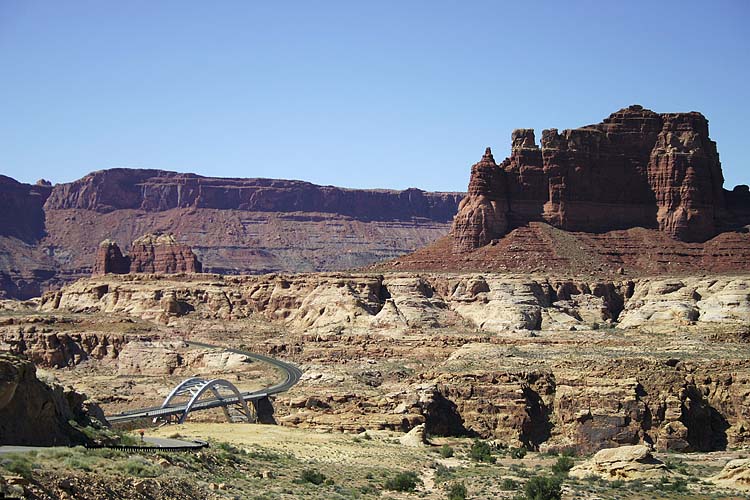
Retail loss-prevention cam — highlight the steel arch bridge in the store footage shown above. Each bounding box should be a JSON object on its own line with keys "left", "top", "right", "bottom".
{"left": 155, "top": 377, "right": 256, "bottom": 424}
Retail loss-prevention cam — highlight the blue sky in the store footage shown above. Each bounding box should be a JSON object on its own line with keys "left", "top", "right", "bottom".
{"left": 1, "top": 1, "right": 748, "bottom": 191}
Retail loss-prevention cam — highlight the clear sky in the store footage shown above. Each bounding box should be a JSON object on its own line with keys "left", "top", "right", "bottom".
{"left": 1, "top": 1, "right": 748, "bottom": 192}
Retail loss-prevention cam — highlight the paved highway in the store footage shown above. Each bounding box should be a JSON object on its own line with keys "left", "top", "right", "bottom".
{"left": 107, "top": 341, "right": 302, "bottom": 423}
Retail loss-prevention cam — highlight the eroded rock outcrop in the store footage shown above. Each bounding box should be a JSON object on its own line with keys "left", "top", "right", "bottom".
{"left": 451, "top": 106, "right": 750, "bottom": 251}
{"left": 0, "top": 353, "right": 107, "bottom": 446}
{"left": 38, "top": 273, "right": 750, "bottom": 333}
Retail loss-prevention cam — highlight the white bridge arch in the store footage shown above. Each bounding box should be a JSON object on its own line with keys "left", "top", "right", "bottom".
{"left": 156, "top": 377, "right": 255, "bottom": 424}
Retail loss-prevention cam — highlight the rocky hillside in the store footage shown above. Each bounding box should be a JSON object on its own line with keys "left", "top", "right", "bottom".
{"left": 0, "top": 171, "right": 462, "bottom": 299}
{"left": 0, "top": 352, "right": 107, "bottom": 446}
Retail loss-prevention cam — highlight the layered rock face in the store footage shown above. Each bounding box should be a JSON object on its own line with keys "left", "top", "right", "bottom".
{"left": 45, "top": 169, "right": 462, "bottom": 220}
{"left": 92, "top": 234, "right": 202, "bottom": 276}
{"left": 0, "top": 170, "right": 462, "bottom": 298}
{"left": 0, "top": 352, "right": 106, "bottom": 446}
{"left": 452, "top": 106, "right": 749, "bottom": 251}
{"left": 27, "top": 272, "right": 750, "bottom": 452}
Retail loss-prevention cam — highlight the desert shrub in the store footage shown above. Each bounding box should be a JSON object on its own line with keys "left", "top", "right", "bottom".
{"left": 301, "top": 469, "right": 326, "bottom": 485}
{"left": 0, "top": 455, "right": 33, "bottom": 478}
{"left": 469, "top": 440, "right": 495, "bottom": 463}
{"left": 501, "top": 478, "right": 518, "bottom": 490}
{"left": 655, "top": 477, "right": 688, "bottom": 492}
{"left": 447, "top": 481, "right": 467, "bottom": 500}
{"left": 524, "top": 475, "right": 562, "bottom": 500}
{"left": 216, "top": 441, "right": 240, "bottom": 453}
{"left": 116, "top": 457, "right": 161, "bottom": 478}
{"left": 663, "top": 458, "right": 689, "bottom": 475}
{"left": 245, "top": 447, "right": 285, "bottom": 461}
{"left": 511, "top": 446, "right": 527, "bottom": 459}
{"left": 440, "top": 444, "right": 455, "bottom": 458}
{"left": 384, "top": 471, "right": 420, "bottom": 491}
{"left": 436, "top": 463, "right": 453, "bottom": 480}
{"left": 63, "top": 454, "right": 98, "bottom": 472}
{"left": 551, "top": 456, "right": 574, "bottom": 475}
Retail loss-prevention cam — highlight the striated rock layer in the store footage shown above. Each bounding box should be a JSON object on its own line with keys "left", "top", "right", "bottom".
{"left": 452, "top": 105, "right": 750, "bottom": 251}
{"left": 0, "top": 171, "right": 462, "bottom": 298}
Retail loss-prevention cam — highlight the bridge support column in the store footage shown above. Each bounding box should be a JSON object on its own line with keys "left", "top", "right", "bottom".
{"left": 253, "top": 396, "right": 276, "bottom": 424}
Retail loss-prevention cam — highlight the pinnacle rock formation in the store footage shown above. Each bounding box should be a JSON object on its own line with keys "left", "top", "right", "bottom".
{"left": 92, "top": 234, "right": 202, "bottom": 276}
{"left": 451, "top": 105, "right": 750, "bottom": 252}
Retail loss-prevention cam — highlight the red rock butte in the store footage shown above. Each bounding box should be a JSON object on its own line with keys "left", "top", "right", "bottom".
{"left": 381, "top": 106, "right": 750, "bottom": 275}
{"left": 453, "top": 105, "right": 749, "bottom": 251}
{"left": 92, "top": 234, "right": 203, "bottom": 276}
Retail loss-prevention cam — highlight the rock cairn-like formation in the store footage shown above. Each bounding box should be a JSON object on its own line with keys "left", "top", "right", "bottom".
{"left": 452, "top": 105, "right": 750, "bottom": 251}
{"left": 92, "top": 233, "right": 202, "bottom": 276}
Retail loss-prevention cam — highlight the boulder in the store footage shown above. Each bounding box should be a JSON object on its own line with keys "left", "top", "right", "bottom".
{"left": 711, "top": 458, "right": 750, "bottom": 491}
{"left": 399, "top": 423, "right": 429, "bottom": 447}
{"left": 569, "top": 445, "right": 670, "bottom": 481}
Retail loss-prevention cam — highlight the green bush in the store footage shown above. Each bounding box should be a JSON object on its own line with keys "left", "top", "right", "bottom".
{"left": 447, "top": 481, "right": 467, "bottom": 500}
{"left": 469, "top": 440, "right": 495, "bottom": 463}
{"left": 440, "top": 444, "right": 455, "bottom": 458}
{"left": 301, "top": 469, "right": 326, "bottom": 485}
{"left": 511, "top": 446, "right": 527, "bottom": 459}
{"left": 384, "top": 471, "right": 420, "bottom": 492}
{"left": 524, "top": 475, "right": 562, "bottom": 500}
{"left": 551, "top": 456, "right": 574, "bottom": 475}
{"left": 501, "top": 478, "right": 518, "bottom": 490}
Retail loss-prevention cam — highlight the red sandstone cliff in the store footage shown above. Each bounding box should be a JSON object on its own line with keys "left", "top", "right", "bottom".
{"left": 0, "top": 173, "right": 460, "bottom": 298}
{"left": 0, "top": 175, "right": 51, "bottom": 243}
{"left": 452, "top": 105, "right": 749, "bottom": 251}
{"left": 44, "top": 169, "right": 462, "bottom": 221}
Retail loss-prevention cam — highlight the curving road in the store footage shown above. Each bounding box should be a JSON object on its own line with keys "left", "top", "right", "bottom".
{"left": 106, "top": 341, "right": 303, "bottom": 424}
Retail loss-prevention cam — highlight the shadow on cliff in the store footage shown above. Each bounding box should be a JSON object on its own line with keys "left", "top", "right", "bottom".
{"left": 682, "top": 386, "right": 730, "bottom": 451}
{"left": 423, "top": 392, "right": 470, "bottom": 437}
{"left": 521, "top": 386, "right": 553, "bottom": 450}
